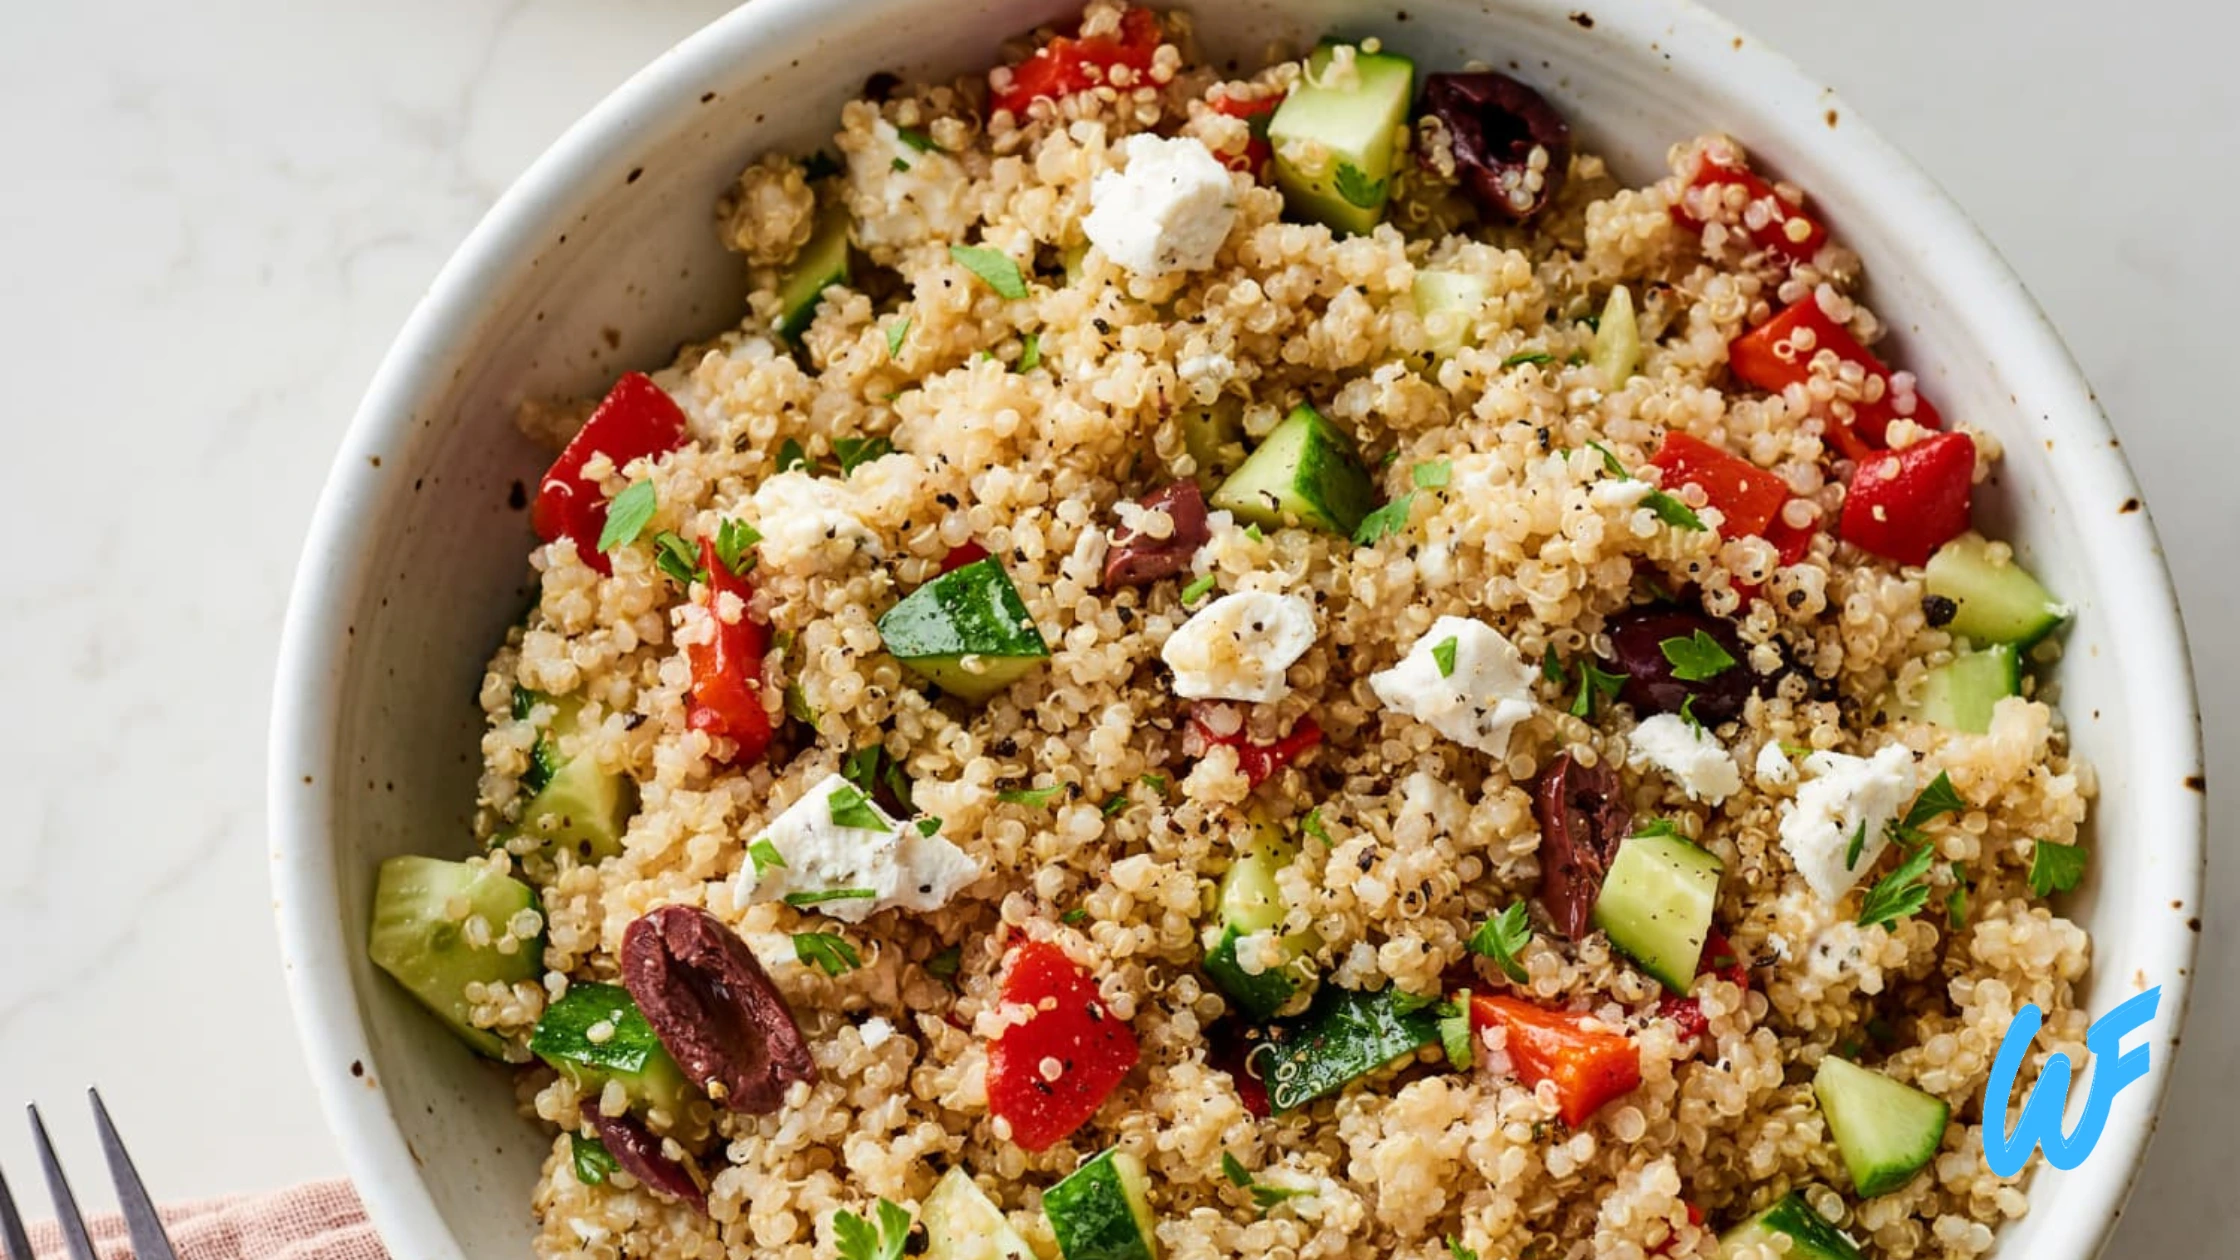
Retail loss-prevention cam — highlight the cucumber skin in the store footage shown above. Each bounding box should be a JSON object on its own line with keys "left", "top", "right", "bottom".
{"left": 367, "top": 857, "right": 542, "bottom": 1059}
{"left": 1592, "top": 833, "right": 1723, "bottom": 993}
{"left": 1812, "top": 1056, "right": 1950, "bottom": 1198}
{"left": 508, "top": 754, "right": 636, "bottom": 861}
{"left": 1046, "top": 1149, "right": 1158, "bottom": 1260}
{"left": 1204, "top": 926, "right": 1298, "bottom": 1020}
{"left": 1717, "top": 1193, "right": 1862, "bottom": 1260}
{"left": 1267, "top": 47, "right": 1415, "bottom": 236}
{"left": 776, "top": 201, "right": 851, "bottom": 341}
{"left": 877, "top": 557, "right": 1051, "bottom": 701}
{"left": 529, "top": 983, "right": 692, "bottom": 1117}
{"left": 1924, "top": 535, "right": 2067, "bottom": 647}
{"left": 1209, "top": 405, "right": 1376, "bottom": 536}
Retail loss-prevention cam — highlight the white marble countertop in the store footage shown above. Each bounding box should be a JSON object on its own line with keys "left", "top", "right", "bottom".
{"left": 0, "top": 0, "right": 2228, "bottom": 1252}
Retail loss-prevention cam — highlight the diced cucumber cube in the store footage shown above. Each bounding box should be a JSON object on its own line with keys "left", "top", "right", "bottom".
{"left": 877, "top": 557, "right": 1051, "bottom": 702}
{"left": 1179, "top": 396, "right": 1248, "bottom": 488}
{"left": 1268, "top": 45, "right": 1416, "bottom": 235}
{"left": 1924, "top": 535, "right": 2068, "bottom": 646}
{"left": 508, "top": 754, "right": 637, "bottom": 862}
{"left": 1590, "top": 285, "right": 1642, "bottom": 386}
{"left": 1201, "top": 816, "right": 1319, "bottom": 1020}
{"left": 1812, "top": 1055, "right": 1950, "bottom": 1197}
{"left": 1592, "top": 832, "right": 1723, "bottom": 993}
{"left": 1717, "top": 1193, "right": 1863, "bottom": 1260}
{"left": 1412, "top": 269, "right": 1489, "bottom": 357}
{"left": 923, "top": 1167, "right": 1036, "bottom": 1260}
{"left": 530, "top": 982, "right": 692, "bottom": 1120}
{"left": 1208, "top": 403, "right": 1376, "bottom": 537}
{"left": 1911, "top": 643, "right": 2020, "bottom": 734}
{"left": 1045, "top": 1148, "right": 1159, "bottom": 1260}
{"left": 367, "top": 856, "right": 543, "bottom": 1058}
{"left": 776, "top": 200, "right": 851, "bottom": 341}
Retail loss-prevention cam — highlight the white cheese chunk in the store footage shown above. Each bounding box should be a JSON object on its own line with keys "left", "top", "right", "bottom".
{"left": 859, "top": 1016, "right": 897, "bottom": 1050}
{"left": 1754, "top": 741, "right": 1797, "bottom": 789}
{"left": 1777, "top": 746, "right": 1920, "bottom": 902}
{"left": 1082, "top": 134, "right": 1239, "bottom": 277}
{"left": 1368, "top": 615, "right": 1537, "bottom": 757}
{"left": 845, "top": 117, "right": 972, "bottom": 250}
{"left": 737, "top": 773, "right": 980, "bottom": 921}
{"left": 1162, "top": 590, "right": 1317, "bottom": 703}
{"left": 1626, "top": 713, "right": 1743, "bottom": 803}
{"left": 749, "top": 471, "right": 881, "bottom": 576}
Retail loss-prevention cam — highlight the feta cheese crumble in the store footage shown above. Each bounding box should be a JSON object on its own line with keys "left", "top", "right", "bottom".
{"left": 749, "top": 471, "right": 881, "bottom": 576}
{"left": 1368, "top": 615, "right": 1537, "bottom": 757}
{"left": 737, "top": 773, "right": 980, "bottom": 921}
{"left": 1626, "top": 713, "right": 1743, "bottom": 803}
{"left": 1754, "top": 741, "right": 1797, "bottom": 789}
{"left": 1162, "top": 590, "right": 1317, "bottom": 703}
{"left": 1778, "top": 745, "right": 1921, "bottom": 902}
{"left": 1082, "top": 134, "right": 1239, "bottom": 277}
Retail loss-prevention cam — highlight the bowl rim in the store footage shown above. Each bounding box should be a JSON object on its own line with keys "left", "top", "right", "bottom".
{"left": 269, "top": 2, "right": 2205, "bottom": 1257}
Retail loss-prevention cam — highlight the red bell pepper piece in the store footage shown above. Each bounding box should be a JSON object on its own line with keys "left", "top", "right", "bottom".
{"left": 1205, "top": 1018, "right": 1271, "bottom": 1118}
{"left": 1729, "top": 300, "right": 1944, "bottom": 454}
{"left": 685, "top": 538, "right": 775, "bottom": 763}
{"left": 1656, "top": 929, "right": 1749, "bottom": 1044}
{"left": 1839, "top": 432, "right": 1977, "bottom": 567}
{"left": 1669, "top": 154, "right": 1828, "bottom": 265}
{"left": 1207, "top": 90, "right": 1281, "bottom": 176}
{"left": 531, "top": 372, "right": 691, "bottom": 575}
{"left": 989, "top": 7, "right": 1161, "bottom": 117}
{"left": 1471, "top": 994, "right": 1642, "bottom": 1128}
{"left": 939, "top": 540, "right": 991, "bottom": 574}
{"left": 1649, "top": 433, "right": 1791, "bottom": 539}
{"left": 1186, "top": 709, "right": 1322, "bottom": 788}
{"left": 1734, "top": 517, "right": 1818, "bottom": 605}
{"left": 986, "top": 940, "right": 1141, "bottom": 1151}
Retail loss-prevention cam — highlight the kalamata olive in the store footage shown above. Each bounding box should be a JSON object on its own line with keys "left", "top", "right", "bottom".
{"left": 1103, "top": 480, "right": 1211, "bottom": 588}
{"left": 580, "top": 1105, "right": 707, "bottom": 1212}
{"left": 1533, "top": 751, "right": 1632, "bottom": 939}
{"left": 622, "top": 905, "right": 817, "bottom": 1115}
{"left": 1420, "top": 72, "right": 1572, "bottom": 221}
{"left": 1602, "top": 605, "right": 1760, "bottom": 725}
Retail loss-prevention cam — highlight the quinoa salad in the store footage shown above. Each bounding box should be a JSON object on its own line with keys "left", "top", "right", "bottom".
{"left": 365, "top": 6, "right": 2097, "bottom": 1258}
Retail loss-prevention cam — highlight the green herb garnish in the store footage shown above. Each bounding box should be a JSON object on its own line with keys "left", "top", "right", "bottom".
{"left": 832, "top": 1198, "right": 911, "bottom": 1260}
{"left": 1333, "top": 161, "right": 1387, "bottom": 209}
{"left": 1659, "top": 630, "right": 1736, "bottom": 682}
{"left": 748, "top": 837, "right": 787, "bottom": 875}
{"left": 715, "top": 518, "right": 760, "bottom": 576}
{"left": 1180, "top": 572, "right": 1217, "bottom": 604}
{"left": 895, "top": 127, "right": 936, "bottom": 153}
{"left": 1857, "top": 842, "right": 1938, "bottom": 930}
{"left": 1569, "top": 659, "right": 1627, "bottom": 718}
{"left": 1015, "top": 332, "right": 1042, "bottom": 373}
{"left": 1844, "top": 819, "right": 1869, "bottom": 870}
{"left": 826, "top": 782, "right": 889, "bottom": 832}
{"left": 794, "top": 932, "right": 863, "bottom": 976}
{"left": 1352, "top": 493, "right": 1415, "bottom": 544}
{"left": 1501, "top": 351, "right": 1554, "bottom": 368}
{"left": 1467, "top": 902, "right": 1533, "bottom": 984}
{"left": 1643, "top": 490, "right": 1706, "bottom": 531}
{"left": 1438, "top": 992, "right": 1475, "bottom": 1069}
{"left": 653, "top": 531, "right": 701, "bottom": 586}
{"left": 1301, "top": 807, "right": 1330, "bottom": 844}
{"left": 1896, "top": 771, "right": 1965, "bottom": 839}
{"left": 785, "top": 887, "right": 880, "bottom": 907}
{"left": 1413, "top": 460, "right": 1453, "bottom": 490}
{"left": 925, "top": 944, "right": 962, "bottom": 982}
{"left": 1100, "top": 792, "right": 1128, "bottom": 818}
{"left": 2028, "top": 840, "right": 2088, "bottom": 897}
{"left": 1431, "top": 635, "right": 1459, "bottom": 678}
{"left": 1633, "top": 818, "right": 1684, "bottom": 839}
{"left": 915, "top": 816, "right": 943, "bottom": 836}
{"left": 833, "top": 435, "right": 893, "bottom": 475}
{"left": 1061, "top": 908, "right": 1089, "bottom": 925}
{"left": 1221, "top": 1152, "right": 1253, "bottom": 1187}
{"left": 597, "top": 479, "right": 659, "bottom": 553}
{"left": 570, "top": 1134, "right": 619, "bottom": 1186}
{"left": 948, "top": 244, "right": 1028, "bottom": 299}
{"left": 1447, "top": 1239, "right": 1480, "bottom": 1260}
{"left": 886, "top": 316, "right": 911, "bottom": 359}
{"left": 890, "top": 156, "right": 912, "bottom": 173}
{"left": 998, "top": 783, "right": 1068, "bottom": 808}
{"left": 1946, "top": 862, "right": 1970, "bottom": 930}
{"left": 1140, "top": 772, "right": 1168, "bottom": 794}
{"left": 800, "top": 151, "right": 842, "bottom": 180}
{"left": 777, "top": 437, "right": 811, "bottom": 473}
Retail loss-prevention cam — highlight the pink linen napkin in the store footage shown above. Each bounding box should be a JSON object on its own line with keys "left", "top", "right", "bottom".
{"left": 23, "top": 1181, "right": 388, "bottom": 1260}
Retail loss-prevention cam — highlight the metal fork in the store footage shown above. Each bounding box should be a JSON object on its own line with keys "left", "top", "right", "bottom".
{"left": 0, "top": 1090, "right": 177, "bottom": 1260}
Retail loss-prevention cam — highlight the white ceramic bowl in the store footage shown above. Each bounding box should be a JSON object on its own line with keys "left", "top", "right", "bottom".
{"left": 270, "top": 1, "right": 2205, "bottom": 1255}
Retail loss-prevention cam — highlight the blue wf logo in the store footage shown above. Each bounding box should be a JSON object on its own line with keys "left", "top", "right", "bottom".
{"left": 1982, "top": 986, "right": 2161, "bottom": 1177}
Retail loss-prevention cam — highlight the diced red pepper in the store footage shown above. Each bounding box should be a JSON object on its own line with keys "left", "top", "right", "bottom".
{"left": 1669, "top": 154, "right": 1828, "bottom": 265}
{"left": 1187, "top": 709, "right": 1322, "bottom": 788}
{"left": 989, "top": 7, "right": 1161, "bottom": 117}
{"left": 1734, "top": 517, "right": 1819, "bottom": 605}
{"left": 986, "top": 941, "right": 1141, "bottom": 1151}
{"left": 1205, "top": 1018, "right": 1271, "bottom": 1118}
{"left": 1839, "top": 432, "right": 1977, "bottom": 567}
{"left": 1207, "top": 90, "right": 1281, "bottom": 176}
{"left": 1471, "top": 994, "right": 1642, "bottom": 1128}
{"left": 939, "top": 540, "right": 991, "bottom": 574}
{"left": 685, "top": 538, "right": 775, "bottom": 763}
{"left": 531, "top": 372, "right": 691, "bottom": 575}
{"left": 1728, "top": 300, "right": 1945, "bottom": 454}
{"left": 1649, "top": 433, "right": 1792, "bottom": 539}
{"left": 1656, "top": 929, "right": 1749, "bottom": 1044}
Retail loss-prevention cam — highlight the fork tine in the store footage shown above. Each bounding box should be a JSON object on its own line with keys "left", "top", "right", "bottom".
{"left": 27, "top": 1105, "right": 99, "bottom": 1260}
{"left": 88, "top": 1091, "right": 178, "bottom": 1260}
{"left": 0, "top": 1162, "right": 36, "bottom": 1260}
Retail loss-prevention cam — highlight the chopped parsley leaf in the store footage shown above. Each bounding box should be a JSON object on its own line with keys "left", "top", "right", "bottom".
{"left": 1180, "top": 572, "right": 1217, "bottom": 604}
{"left": 998, "top": 783, "right": 1068, "bottom": 808}
{"left": 1061, "top": 908, "right": 1090, "bottom": 925}
{"left": 1569, "top": 659, "right": 1627, "bottom": 718}
{"left": 1541, "top": 644, "right": 1567, "bottom": 685}
{"left": 915, "top": 816, "right": 943, "bottom": 836}
{"left": 1501, "top": 351, "right": 1555, "bottom": 368}
{"left": 832, "top": 1198, "right": 910, "bottom": 1260}
{"left": 948, "top": 244, "right": 1028, "bottom": 299}
{"left": 1857, "top": 842, "right": 1938, "bottom": 930}
{"left": 1466, "top": 901, "right": 1533, "bottom": 984}
{"left": 776, "top": 437, "right": 811, "bottom": 473}
{"left": 833, "top": 435, "right": 893, "bottom": 475}
{"left": 1140, "top": 772, "right": 1169, "bottom": 794}
{"left": 1448, "top": 1239, "right": 1480, "bottom": 1260}
{"left": 1659, "top": 629, "right": 1736, "bottom": 682}
{"left": 1438, "top": 992, "right": 1474, "bottom": 1069}
{"left": 1431, "top": 635, "right": 1459, "bottom": 678}
{"left": 1244, "top": 523, "right": 1265, "bottom": 543}
{"left": 894, "top": 127, "right": 936, "bottom": 153}
{"left": 784, "top": 887, "right": 879, "bottom": 907}
{"left": 748, "top": 838, "right": 786, "bottom": 874}
{"left": 890, "top": 155, "right": 911, "bottom": 173}
{"left": 2028, "top": 840, "right": 2088, "bottom": 897}
{"left": 1352, "top": 493, "right": 1415, "bottom": 545}
{"left": 886, "top": 316, "right": 911, "bottom": 359}
{"left": 1844, "top": 819, "right": 1869, "bottom": 870}
{"left": 1679, "top": 693, "right": 1705, "bottom": 733}
{"left": 715, "top": 518, "right": 761, "bottom": 576}
{"left": 1333, "top": 161, "right": 1387, "bottom": 209}
{"left": 826, "top": 783, "right": 889, "bottom": 832}
{"left": 1413, "top": 459, "right": 1453, "bottom": 490}
{"left": 1221, "top": 1152, "right": 1253, "bottom": 1188}
{"left": 1301, "top": 807, "right": 1331, "bottom": 844}
{"left": 1633, "top": 818, "right": 1684, "bottom": 839}
{"left": 793, "top": 932, "right": 863, "bottom": 977}
{"left": 1015, "top": 332, "right": 1041, "bottom": 373}
{"left": 570, "top": 1134, "right": 618, "bottom": 1186}
{"left": 1643, "top": 489, "right": 1707, "bottom": 531}
{"left": 597, "top": 479, "right": 659, "bottom": 553}
{"left": 1100, "top": 792, "right": 1128, "bottom": 818}
{"left": 925, "top": 945, "right": 962, "bottom": 982}
{"left": 1946, "top": 862, "right": 1970, "bottom": 930}
{"left": 1897, "top": 771, "right": 1965, "bottom": 838}
{"left": 652, "top": 531, "right": 702, "bottom": 586}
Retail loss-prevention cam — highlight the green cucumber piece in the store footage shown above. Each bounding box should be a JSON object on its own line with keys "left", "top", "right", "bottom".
{"left": 1179, "top": 396, "right": 1248, "bottom": 489}
{"left": 876, "top": 557, "right": 1051, "bottom": 702}
{"left": 1912, "top": 643, "right": 2020, "bottom": 734}
{"left": 510, "top": 685, "right": 567, "bottom": 794}
{"left": 776, "top": 200, "right": 851, "bottom": 341}
{"left": 1591, "top": 285, "right": 1642, "bottom": 386}
{"left": 1201, "top": 818, "right": 1318, "bottom": 1019}
{"left": 530, "top": 982, "right": 692, "bottom": 1119}
{"left": 1208, "top": 403, "right": 1376, "bottom": 536}
{"left": 1717, "top": 1193, "right": 1862, "bottom": 1260}
{"left": 367, "top": 856, "right": 542, "bottom": 1058}
{"left": 924, "top": 1167, "right": 1036, "bottom": 1260}
{"left": 1268, "top": 45, "right": 1416, "bottom": 235}
{"left": 1592, "top": 833, "right": 1724, "bottom": 993}
{"left": 1260, "top": 986, "right": 1439, "bottom": 1113}
{"left": 1412, "top": 268, "right": 1489, "bottom": 357}
{"left": 509, "top": 753, "right": 636, "bottom": 862}
{"left": 1046, "top": 1148, "right": 1159, "bottom": 1260}
{"left": 1813, "top": 1056, "right": 1949, "bottom": 1197}
{"left": 1924, "top": 535, "right": 2068, "bottom": 647}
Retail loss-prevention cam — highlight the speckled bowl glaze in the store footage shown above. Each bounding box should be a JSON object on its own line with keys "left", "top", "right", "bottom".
{"left": 269, "top": 1, "right": 2204, "bottom": 1256}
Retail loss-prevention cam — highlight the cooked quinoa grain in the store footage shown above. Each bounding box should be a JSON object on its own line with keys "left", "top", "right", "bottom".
{"left": 375, "top": 6, "right": 2095, "bottom": 1258}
